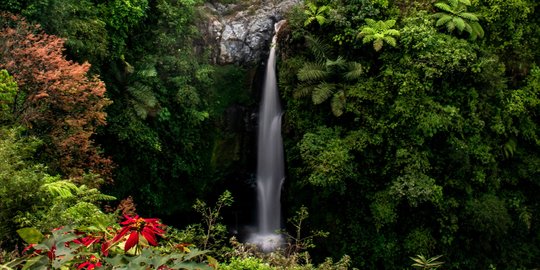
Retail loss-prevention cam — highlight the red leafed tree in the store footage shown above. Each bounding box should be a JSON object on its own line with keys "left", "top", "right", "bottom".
{"left": 0, "top": 14, "right": 113, "bottom": 184}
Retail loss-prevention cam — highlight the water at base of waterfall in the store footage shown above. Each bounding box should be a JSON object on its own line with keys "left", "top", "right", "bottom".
{"left": 247, "top": 233, "right": 284, "bottom": 252}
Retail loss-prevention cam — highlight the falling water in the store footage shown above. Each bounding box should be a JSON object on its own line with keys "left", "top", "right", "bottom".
{"left": 248, "top": 20, "right": 286, "bottom": 252}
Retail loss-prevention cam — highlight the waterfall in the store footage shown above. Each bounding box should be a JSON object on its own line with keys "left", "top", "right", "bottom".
{"left": 248, "top": 20, "right": 286, "bottom": 252}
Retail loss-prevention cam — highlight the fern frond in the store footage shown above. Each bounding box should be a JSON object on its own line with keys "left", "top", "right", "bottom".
{"left": 136, "top": 66, "right": 158, "bottom": 78}
{"left": 384, "top": 19, "right": 397, "bottom": 29}
{"left": 384, "top": 36, "right": 397, "bottom": 47}
{"left": 365, "top": 18, "right": 376, "bottom": 26}
{"left": 331, "top": 91, "right": 346, "bottom": 117}
{"left": 305, "top": 35, "right": 330, "bottom": 62}
{"left": 41, "top": 180, "right": 78, "bottom": 198}
{"left": 318, "top": 5, "right": 330, "bottom": 13}
{"left": 453, "top": 17, "right": 466, "bottom": 31}
{"left": 362, "top": 35, "right": 376, "bottom": 44}
{"left": 304, "top": 16, "right": 315, "bottom": 27}
{"left": 436, "top": 15, "right": 453, "bottom": 27}
{"left": 446, "top": 21, "right": 456, "bottom": 32}
{"left": 298, "top": 62, "right": 328, "bottom": 82}
{"left": 459, "top": 0, "right": 471, "bottom": 6}
{"left": 128, "top": 82, "right": 158, "bottom": 108}
{"left": 359, "top": 27, "right": 377, "bottom": 37}
{"left": 460, "top": 12, "right": 479, "bottom": 21}
{"left": 316, "top": 15, "right": 326, "bottom": 25}
{"left": 434, "top": 2, "right": 453, "bottom": 13}
{"left": 344, "top": 62, "right": 364, "bottom": 80}
{"left": 373, "top": 39, "right": 384, "bottom": 51}
{"left": 326, "top": 56, "right": 346, "bottom": 69}
{"left": 294, "top": 84, "right": 314, "bottom": 99}
{"left": 312, "top": 82, "right": 335, "bottom": 104}
{"left": 385, "top": 29, "right": 401, "bottom": 37}
{"left": 471, "top": 21, "right": 484, "bottom": 38}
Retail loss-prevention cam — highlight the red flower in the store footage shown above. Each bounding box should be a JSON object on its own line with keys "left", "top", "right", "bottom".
{"left": 73, "top": 235, "right": 101, "bottom": 247}
{"left": 78, "top": 255, "right": 102, "bottom": 270}
{"left": 112, "top": 215, "right": 165, "bottom": 252}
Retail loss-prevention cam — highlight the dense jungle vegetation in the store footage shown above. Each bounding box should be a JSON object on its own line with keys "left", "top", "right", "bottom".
{"left": 0, "top": 0, "right": 539, "bottom": 269}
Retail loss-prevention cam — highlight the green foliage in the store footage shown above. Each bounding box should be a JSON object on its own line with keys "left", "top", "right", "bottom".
{"left": 284, "top": 206, "right": 329, "bottom": 254}
{"left": 221, "top": 257, "right": 273, "bottom": 270}
{"left": 432, "top": 0, "right": 484, "bottom": 40}
{"left": 410, "top": 255, "right": 444, "bottom": 269}
{"left": 296, "top": 54, "right": 365, "bottom": 116}
{"left": 298, "top": 127, "right": 355, "bottom": 188}
{"left": 0, "top": 70, "right": 17, "bottom": 119}
{"left": 193, "top": 191, "right": 233, "bottom": 251}
{"left": 0, "top": 126, "right": 47, "bottom": 244}
{"left": 358, "top": 18, "right": 400, "bottom": 51}
{"left": 304, "top": 1, "right": 330, "bottom": 27}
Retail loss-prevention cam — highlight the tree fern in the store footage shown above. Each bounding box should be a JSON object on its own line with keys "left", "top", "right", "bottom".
{"left": 296, "top": 57, "right": 366, "bottom": 116}
{"left": 358, "top": 19, "right": 400, "bottom": 52}
{"left": 432, "top": 0, "right": 484, "bottom": 40}
{"left": 304, "top": 2, "right": 330, "bottom": 27}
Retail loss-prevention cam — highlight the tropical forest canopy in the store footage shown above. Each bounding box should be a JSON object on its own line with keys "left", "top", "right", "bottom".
{"left": 0, "top": 0, "right": 539, "bottom": 269}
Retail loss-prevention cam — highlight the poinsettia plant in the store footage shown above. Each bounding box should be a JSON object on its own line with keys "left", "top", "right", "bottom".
{"left": 7, "top": 215, "right": 214, "bottom": 270}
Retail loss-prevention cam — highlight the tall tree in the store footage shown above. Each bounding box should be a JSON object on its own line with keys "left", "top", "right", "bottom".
{"left": 0, "top": 14, "right": 112, "bottom": 184}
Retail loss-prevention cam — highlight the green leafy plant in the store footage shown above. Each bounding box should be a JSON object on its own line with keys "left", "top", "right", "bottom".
{"left": 432, "top": 0, "right": 484, "bottom": 40}
{"left": 357, "top": 19, "right": 400, "bottom": 51}
{"left": 303, "top": 1, "right": 330, "bottom": 27}
{"left": 296, "top": 56, "right": 364, "bottom": 116}
{"left": 193, "top": 191, "right": 234, "bottom": 251}
{"left": 411, "top": 254, "right": 444, "bottom": 269}
{"left": 283, "top": 206, "right": 329, "bottom": 255}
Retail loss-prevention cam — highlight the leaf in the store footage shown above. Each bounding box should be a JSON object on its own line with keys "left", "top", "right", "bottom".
{"left": 331, "top": 91, "right": 345, "bottom": 117}
{"left": 373, "top": 39, "right": 384, "bottom": 51}
{"left": 453, "top": 17, "right": 466, "bottom": 31}
{"left": 312, "top": 83, "right": 335, "bottom": 104}
{"left": 17, "top": 228, "right": 44, "bottom": 244}
{"left": 298, "top": 62, "right": 328, "bottom": 82}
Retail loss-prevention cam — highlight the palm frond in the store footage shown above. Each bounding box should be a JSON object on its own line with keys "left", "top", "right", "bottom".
{"left": 312, "top": 82, "right": 335, "bottom": 104}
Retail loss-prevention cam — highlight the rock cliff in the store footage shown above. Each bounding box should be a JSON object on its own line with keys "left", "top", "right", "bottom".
{"left": 200, "top": 0, "right": 301, "bottom": 65}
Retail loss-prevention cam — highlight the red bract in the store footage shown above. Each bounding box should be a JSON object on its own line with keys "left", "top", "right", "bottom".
{"left": 112, "top": 215, "right": 165, "bottom": 252}
{"left": 78, "top": 255, "right": 102, "bottom": 270}
{"left": 73, "top": 235, "right": 101, "bottom": 247}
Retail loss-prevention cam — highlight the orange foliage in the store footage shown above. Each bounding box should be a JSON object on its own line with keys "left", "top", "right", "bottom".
{"left": 0, "top": 14, "right": 113, "bottom": 184}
